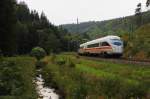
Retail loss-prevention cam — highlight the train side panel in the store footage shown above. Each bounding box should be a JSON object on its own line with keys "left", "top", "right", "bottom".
{"left": 78, "top": 36, "right": 123, "bottom": 57}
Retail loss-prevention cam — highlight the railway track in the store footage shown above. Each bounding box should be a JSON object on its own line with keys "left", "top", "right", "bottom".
{"left": 80, "top": 55, "right": 150, "bottom": 66}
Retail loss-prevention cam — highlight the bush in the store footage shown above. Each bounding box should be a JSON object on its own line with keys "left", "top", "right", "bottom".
{"left": 50, "top": 54, "right": 57, "bottom": 63}
{"left": 31, "top": 47, "right": 46, "bottom": 60}
{"left": 120, "top": 80, "right": 148, "bottom": 99}
{"left": 73, "top": 76, "right": 89, "bottom": 99}
{"left": 35, "top": 61, "right": 47, "bottom": 69}
{"left": 65, "top": 58, "right": 76, "bottom": 68}
{"left": 54, "top": 56, "right": 76, "bottom": 68}
{"left": 56, "top": 58, "right": 66, "bottom": 65}
{"left": 0, "top": 57, "right": 37, "bottom": 98}
{"left": 99, "top": 76, "right": 121, "bottom": 98}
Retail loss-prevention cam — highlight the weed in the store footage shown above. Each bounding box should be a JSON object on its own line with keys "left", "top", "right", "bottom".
{"left": 41, "top": 54, "right": 150, "bottom": 99}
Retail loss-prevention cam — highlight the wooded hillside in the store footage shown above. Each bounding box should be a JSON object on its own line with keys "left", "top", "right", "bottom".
{"left": 124, "top": 23, "right": 150, "bottom": 59}
{"left": 0, "top": 1, "right": 78, "bottom": 56}
{"left": 62, "top": 11, "right": 150, "bottom": 39}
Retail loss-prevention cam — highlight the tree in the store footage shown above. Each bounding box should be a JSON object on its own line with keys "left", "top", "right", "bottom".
{"left": 146, "top": 0, "right": 150, "bottom": 7}
{"left": 16, "top": 21, "right": 29, "bottom": 54}
{"left": 135, "top": 3, "right": 142, "bottom": 27}
{"left": 135, "top": 3, "right": 142, "bottom": 15}
{"left": 15, "top": 1, "right": 71, "bottom": 55}
{"left": 16, "top": 2, "right": 30, "bottom": 23}
{"left": 31, "top": 47, "right": 46, "bottom": 61}
{"left": 40, "top": 12, "right": 50, "bottom": 29}
{"left": 0, "top": 0, "right": 17, "bottom": 56}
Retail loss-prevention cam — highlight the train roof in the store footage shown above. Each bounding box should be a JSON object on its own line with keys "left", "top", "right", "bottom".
{"left": 80, "top": 35, "right": 121, "bottom": 47}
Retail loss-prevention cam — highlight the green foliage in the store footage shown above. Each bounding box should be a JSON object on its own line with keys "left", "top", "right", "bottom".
{"left": 0, "top": 0, "right": 17, "bottom": 56}
{"left": 50, "top": 54, "right": 57, "bottom": 63}
{"left": 125, "top": 24, "right": 150, "bottom": 59}
{"left": 0, "top": 1, "right": 74, "bottom": 55}
{"left": 35, "top": 61, "right": 47, "bottom": 69}
{"left": 41, "top": 56, "right": 89, "bottom": 99}
{"left": 66, "top": 58, "right": 76, "bottom": 68}
{"left": 41, "top": 54, "right": 149, "bottom": 99}
{"left": 0, "top": 57, "right": 37, "bottom": 98}
{"left": 31, "top": 47, "right": 46, "bottom": 60}
{"left": 120, "top": 80, "right": 148, "bottom": 99}
{"left": 62, "top": 11, "right": 150, "bottom": 39}
{"left": 15, "top": 2, "right": 74, "bottom": 54}
{"left": 55, "top": 57, "right": 66, "bottom": 65}
{"left": 54, "top": 56, "right": 76, "bottom": 68}
{"left": 98, "top": 76, "right": 121, "bottom": 98}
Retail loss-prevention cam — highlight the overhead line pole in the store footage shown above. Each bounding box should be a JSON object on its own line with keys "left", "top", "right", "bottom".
{"left": 76, "top": 18, "right": 80, "bottom": 51}
{"left": 77, "top": 18, "right": 79, "bottom": 34}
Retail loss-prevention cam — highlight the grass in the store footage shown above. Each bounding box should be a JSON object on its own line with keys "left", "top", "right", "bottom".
{"left": 77, "top": 58, "right": 150, "bottom": 80}
{"left": 41, "top": 53, "right": 150, "bottom": 99}
{"left": 0, "top": 56, "right": 37, "bottom": 99}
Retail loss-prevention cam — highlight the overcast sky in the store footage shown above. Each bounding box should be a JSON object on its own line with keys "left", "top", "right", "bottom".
{"left": 17, "top": 0, "right": 147, "bottom": 25}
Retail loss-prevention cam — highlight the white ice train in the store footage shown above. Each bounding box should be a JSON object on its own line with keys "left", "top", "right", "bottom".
{"left": 78, "top": 35, "right": 123, "bottom": 57}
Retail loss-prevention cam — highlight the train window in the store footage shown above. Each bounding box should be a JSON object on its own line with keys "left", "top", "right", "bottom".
{"left": 87, "top": 43, "right": 99, "bottom": 48}
{"left": 80, "top": 46, "right": 84, "bottom": 49}
{"left": 101, "top": 42, "right": 110, "bottom": 46}
{"left": 113, "top": 42, "right": 122, "bottom": 46}
{"left": 111, "top": 39, "right": 122, "bottom": 46}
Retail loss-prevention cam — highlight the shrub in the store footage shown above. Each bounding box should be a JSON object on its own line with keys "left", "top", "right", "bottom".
{"left": 31, "top": 47, "right": 46, "bottom": 61}
{"left": 99, "top": 76, "right": 121, "bottom": 98}
{"left": 73, "top": 76, "right": 89, "bottom": 99}
{"left": 50, "top": 53, "right": 57, "bottom": 63}
{"left": 120, "top": 80, "right": 148, "bottom": 99}
{"left": 56, "top": 58, "right": 66, "bottom": 65}
{"left": 76, "top": 54, "right": 80, "bottom": 59}
{"left": 54, "top": 56, "right": 76, "bottom": 68}
{"left": 0, "top": 58, "right": 37, "bottom": 98}
{"left": 66, "top": 58, "right": 76, "bottom": 68}
{"left": 134, "top": 51, "right": 147, "bottom": 59}
{"left": 35, "top": 61, "right": 47, "bottom": 69}
{"left": 0, "top": 61, "right": 19, "bottom": 95}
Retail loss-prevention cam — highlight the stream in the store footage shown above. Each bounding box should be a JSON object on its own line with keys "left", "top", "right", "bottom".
{"left": 35, "top": 74, "right": 59, "bottom": 99}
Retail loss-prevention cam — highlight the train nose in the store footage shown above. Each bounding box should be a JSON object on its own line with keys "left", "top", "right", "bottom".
{"left": 113, "top": 46, "right": 123, "bottom": 53}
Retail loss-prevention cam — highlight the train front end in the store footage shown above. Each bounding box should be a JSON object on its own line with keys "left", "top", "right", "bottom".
{"left": 109, "top": 38, "right": 123, "bottom": 57}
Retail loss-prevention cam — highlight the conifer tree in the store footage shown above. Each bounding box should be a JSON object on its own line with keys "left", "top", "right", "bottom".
{"left": 146, "top": 0, "right": 150, "bottom": 7}
{"left": 0, "top": 0, "right": 17, "bottom": 56}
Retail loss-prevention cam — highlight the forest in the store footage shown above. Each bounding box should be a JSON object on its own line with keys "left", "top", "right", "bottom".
{"left": 0, "top": 0, "right": 80, "bottom": 57}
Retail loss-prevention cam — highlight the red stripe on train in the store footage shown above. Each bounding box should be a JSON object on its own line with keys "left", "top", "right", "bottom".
{"left": 84, "top": 46, "right": 112, "bottom": 50}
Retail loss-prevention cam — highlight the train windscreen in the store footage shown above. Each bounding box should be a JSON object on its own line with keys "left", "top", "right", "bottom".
{"left": 111, "top": 39, "right": 123, "bottom": 46}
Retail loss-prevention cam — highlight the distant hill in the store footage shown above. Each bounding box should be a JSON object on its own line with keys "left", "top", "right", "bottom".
{"left": 62, "top": 11, "right": 150, "bottom": 39}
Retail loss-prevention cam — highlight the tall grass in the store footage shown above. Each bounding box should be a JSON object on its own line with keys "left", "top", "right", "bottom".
{"left": 41, "top": 54, "right": 150, "bottom": 99}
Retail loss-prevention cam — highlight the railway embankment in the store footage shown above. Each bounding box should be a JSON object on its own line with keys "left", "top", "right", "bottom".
{"left": 80, "top": 56, "right": 150, "bottom": 66}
